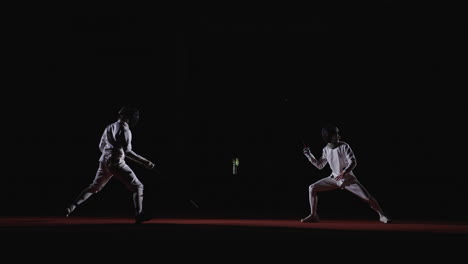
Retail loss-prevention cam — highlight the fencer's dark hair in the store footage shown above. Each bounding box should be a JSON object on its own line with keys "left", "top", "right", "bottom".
{"left": 118, "top": 105, "right": 139, "bottom": 117}
{"left": 321, "top": 123, "right": 339, "bottom": 143}
{"left": 118, "top": 105, "right": 140, "bottom": 127}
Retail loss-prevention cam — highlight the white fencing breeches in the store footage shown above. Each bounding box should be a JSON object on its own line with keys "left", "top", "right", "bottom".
{"left": 307, "top": 175, "right": 385, "bottom": 217}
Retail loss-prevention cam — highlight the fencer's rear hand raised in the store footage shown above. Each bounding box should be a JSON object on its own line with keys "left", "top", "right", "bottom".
{"left": 303, "top": 147, "right": 312, "bottom": 158}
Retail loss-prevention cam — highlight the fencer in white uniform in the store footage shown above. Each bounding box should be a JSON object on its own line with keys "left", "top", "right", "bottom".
{"left": 65, "top": 106, "right": 155, "bottom": 224}
{"left": 301, "top": 124, "right": 390, "bottom": 223}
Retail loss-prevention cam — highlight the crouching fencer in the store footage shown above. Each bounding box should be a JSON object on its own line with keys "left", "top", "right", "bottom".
{"left": 301, "top": 124, "right": 391, "bottom": 224}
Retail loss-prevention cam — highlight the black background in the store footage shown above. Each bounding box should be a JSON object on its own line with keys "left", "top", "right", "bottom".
{"left": 5, "top": 4, "right": 467, "bottom": 221}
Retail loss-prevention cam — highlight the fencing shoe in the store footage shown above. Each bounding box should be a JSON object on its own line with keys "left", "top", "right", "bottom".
{"left": 135, "top": 211, "right": 152, "bottom": 224}
{"left": 301, "top": 215, "right": 320, "bottom": 223}
{"left": 379, "top": 215, "right": 391, "bottom": 223}
{"left": 65, "top": 204, "right": 76, "bottom": 217}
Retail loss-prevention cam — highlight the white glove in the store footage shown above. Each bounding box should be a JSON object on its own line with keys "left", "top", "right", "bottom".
{"left": 303, "top": 147, "right": 312, "bottom": 157}
{"left": 145, "top": 160, "right": 155, "bottom": 170}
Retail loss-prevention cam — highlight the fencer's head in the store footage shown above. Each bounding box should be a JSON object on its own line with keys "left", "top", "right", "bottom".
{"left": 118, "top": 105, "right": 140, "bottom": 127}
{"left": 321, "top": 124, "right": 341, "bottom": 144}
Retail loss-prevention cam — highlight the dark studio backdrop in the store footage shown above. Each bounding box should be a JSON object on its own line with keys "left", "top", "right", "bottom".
{"left": 5, "top": 4, "right": 467, "bottom": 221}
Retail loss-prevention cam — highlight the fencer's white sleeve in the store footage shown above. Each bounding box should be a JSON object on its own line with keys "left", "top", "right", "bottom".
{"left": 308, "top": 148, "right": 328, "bottom": 169}
{"left": 341, "top": 143, "right": 357, "bottom": 174}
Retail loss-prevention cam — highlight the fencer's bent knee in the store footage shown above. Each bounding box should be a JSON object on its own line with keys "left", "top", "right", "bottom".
{"left": 129, "top": 183, "right": 144, "bottom": 193}
{"left": 137, "top": 183, "right": 144, "bottom": 191}
{"left": 132, "top": 186, "right": 144, "bottom": 196}
{"left": 308, "top": 184, "right": 316, "bottom": 193}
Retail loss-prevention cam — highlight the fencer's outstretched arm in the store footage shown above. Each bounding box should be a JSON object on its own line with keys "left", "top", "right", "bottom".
{"left": 125, "top": 150, "right": 155, "bottom": 169}
{"left": 303, "top": 147, "right": 328, "bottom": 169}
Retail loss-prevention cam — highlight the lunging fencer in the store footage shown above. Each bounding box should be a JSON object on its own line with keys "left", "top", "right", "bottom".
{"left": 301, "top": 124, "right": 391, "bottom": 223}
{"left": 65, "top": 105, "right": 156, "bottom": 224}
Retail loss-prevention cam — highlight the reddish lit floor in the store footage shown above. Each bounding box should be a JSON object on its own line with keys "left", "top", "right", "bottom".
{"left": 1, "top": 216, "right": 467, "bottom": 242}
